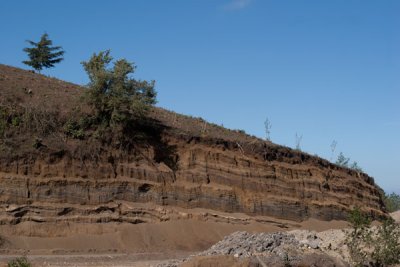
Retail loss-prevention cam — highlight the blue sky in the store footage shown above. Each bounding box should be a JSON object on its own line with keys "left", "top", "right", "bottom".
{"left": 0, "top": 0, "right": 399, "bottom": 193}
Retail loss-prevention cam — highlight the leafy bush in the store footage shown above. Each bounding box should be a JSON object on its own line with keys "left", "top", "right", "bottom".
{"left": 346, "top": 207, "right": 372, "bottom": 266}
{"left": 8, "top": 257, "right": 31, "bottom": 267}
{"left": 64, "top": 118, "right": 86, "bottom": 139}
{"left": 346, "top": 207, "right": 400, "bottom": 267}
{"left": 11, "top": 116, "right": 21, "bottom": 127}
{"left": 81, "top": 50, "right": 156, "bottom": 130}
{"left": 348, "top": 206, "right": 371, "bottom": 229}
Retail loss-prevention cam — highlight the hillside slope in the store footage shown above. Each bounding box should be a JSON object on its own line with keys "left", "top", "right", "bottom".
{"left": 0, "top": 64, "right": 386, "bottom": 229}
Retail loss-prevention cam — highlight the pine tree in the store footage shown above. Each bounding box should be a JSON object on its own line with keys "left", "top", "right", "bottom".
{"left": 22, "top": 33, "right": 65, "bottom": 73}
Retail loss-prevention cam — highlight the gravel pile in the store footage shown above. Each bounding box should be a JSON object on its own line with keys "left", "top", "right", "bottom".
{"left": 198, "top": 231, "right": 302, "bottom": 258}
{"left": 157, "top": 230, "right": 350, "bottom": 267}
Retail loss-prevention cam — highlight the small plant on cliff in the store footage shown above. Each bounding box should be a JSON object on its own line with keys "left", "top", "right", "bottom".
{"left": 295, "top": 132, "right": 302, "bottom": 150}
{"left": 346, "top": 207, "right": 400, "bottom": 267}
{"left": 336, "top": 152, "right": 363, "bottom": 172}
{"left": 350, "top": 161, "right": 363, "bottom": 172}
{"left": 82, "top": 50, "right": 156, "bottom": 132}
{"left": 264, "top": 117, "right": 272, "bottom": 141}
{"left": 22, "top": 33, "right": 64, "bottom": 73}
{"left": 336, "top": 152, "right": 350, "bottom": 167}
{"left": 8, "top": 257, "right": 31, "bottom": 267}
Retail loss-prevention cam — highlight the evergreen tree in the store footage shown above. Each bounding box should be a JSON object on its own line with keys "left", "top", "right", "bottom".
{"left": 22, "top": 33, "right": 65, "bottom": 72}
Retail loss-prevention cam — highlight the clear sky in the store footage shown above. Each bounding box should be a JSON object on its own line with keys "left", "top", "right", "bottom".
{"left": 0, "top": 0, "right": 399, "bottom": 193}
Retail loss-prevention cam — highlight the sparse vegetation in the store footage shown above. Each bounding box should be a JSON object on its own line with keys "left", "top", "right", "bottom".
{"left": 330, "top": 140, "right": 337, "bottom": 161}
{"left": 336, "top": 152, "right": 363, "bottom": 172}
{"left": 22, "top": 33, "right": 64, "bottom": 73}
{"left": 264, "top": 117, "right": 271, "bottom": 141}
{"left": 234, "top": 129, "right": 246, "bottom": 135}
{"left": 383, "top": 192, "right": 400, "bottom": 212}
{"left": 295, "top": 133, "right": 302, "bottom": 150}
{"left": 336, "top": 152, "right": 350, "bottom": 167}
{"left": 282, "top": 252, "right": 292, "bottom": 267}
{"left": 0, "top": 104, "right": 64, "bottom": 140}
{"left": 350, "top": 161, "right": 363, "bottom": 172}
{"left": 346, "top": 207, "right": 400, "bottom": 267}
{"left": 348, "top": 206, "right": 371, "bottom": 229}
{"left": 7, "top": 257, "right": 31, "bottom": 267}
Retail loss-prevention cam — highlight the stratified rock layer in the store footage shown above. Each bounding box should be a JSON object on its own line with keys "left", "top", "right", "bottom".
{"left": 0, "top": 134, "right": 384, "bottom": 223}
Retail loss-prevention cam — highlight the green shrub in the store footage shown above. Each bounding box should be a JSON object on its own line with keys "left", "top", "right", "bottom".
{"left": 81, "top": 50, "right": 156, "bottom": 130}
{"left": 372, "top": 218, "right": 400, "bottom": 266}
{"left": 64, "top": 119, "right": 85, "bottom": 139}
{"left": 8, "top": 257, "right": 31, "bottom": 267}
{"left": 346, "top": 207, "right": 400, "bottom": 267}
{"left": 346, "top": 207, "right": 372, "bottom": 266}
{"left": 348, "top": 206, "right": 371, "bottom": 229}
{"left": 11, "top": 116, "right": 22, "bottom": 127}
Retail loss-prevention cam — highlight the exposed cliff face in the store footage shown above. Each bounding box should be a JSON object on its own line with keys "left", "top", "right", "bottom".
{"left": 0, "top": 64, "right": 385, "bottom": 226}
{"left": 0, "top": 134, "right": 384, "bottom": 223}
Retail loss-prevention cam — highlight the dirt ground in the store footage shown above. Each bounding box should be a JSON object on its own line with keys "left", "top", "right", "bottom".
{"left": 0, "top": 215, "right": 350, "bottom": 267}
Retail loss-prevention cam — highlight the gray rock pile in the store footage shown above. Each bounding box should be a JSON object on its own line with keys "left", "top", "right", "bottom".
{"left": 156, "top": 230, "right": 350, "bottom": 267}
{"left": 198, "top": 231, "right": 301, "bottom": 258}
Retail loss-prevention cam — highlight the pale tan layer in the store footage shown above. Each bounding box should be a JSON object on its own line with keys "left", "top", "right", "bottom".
{"left": 392, "top": 210, "right": 400, "bottom": 222}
